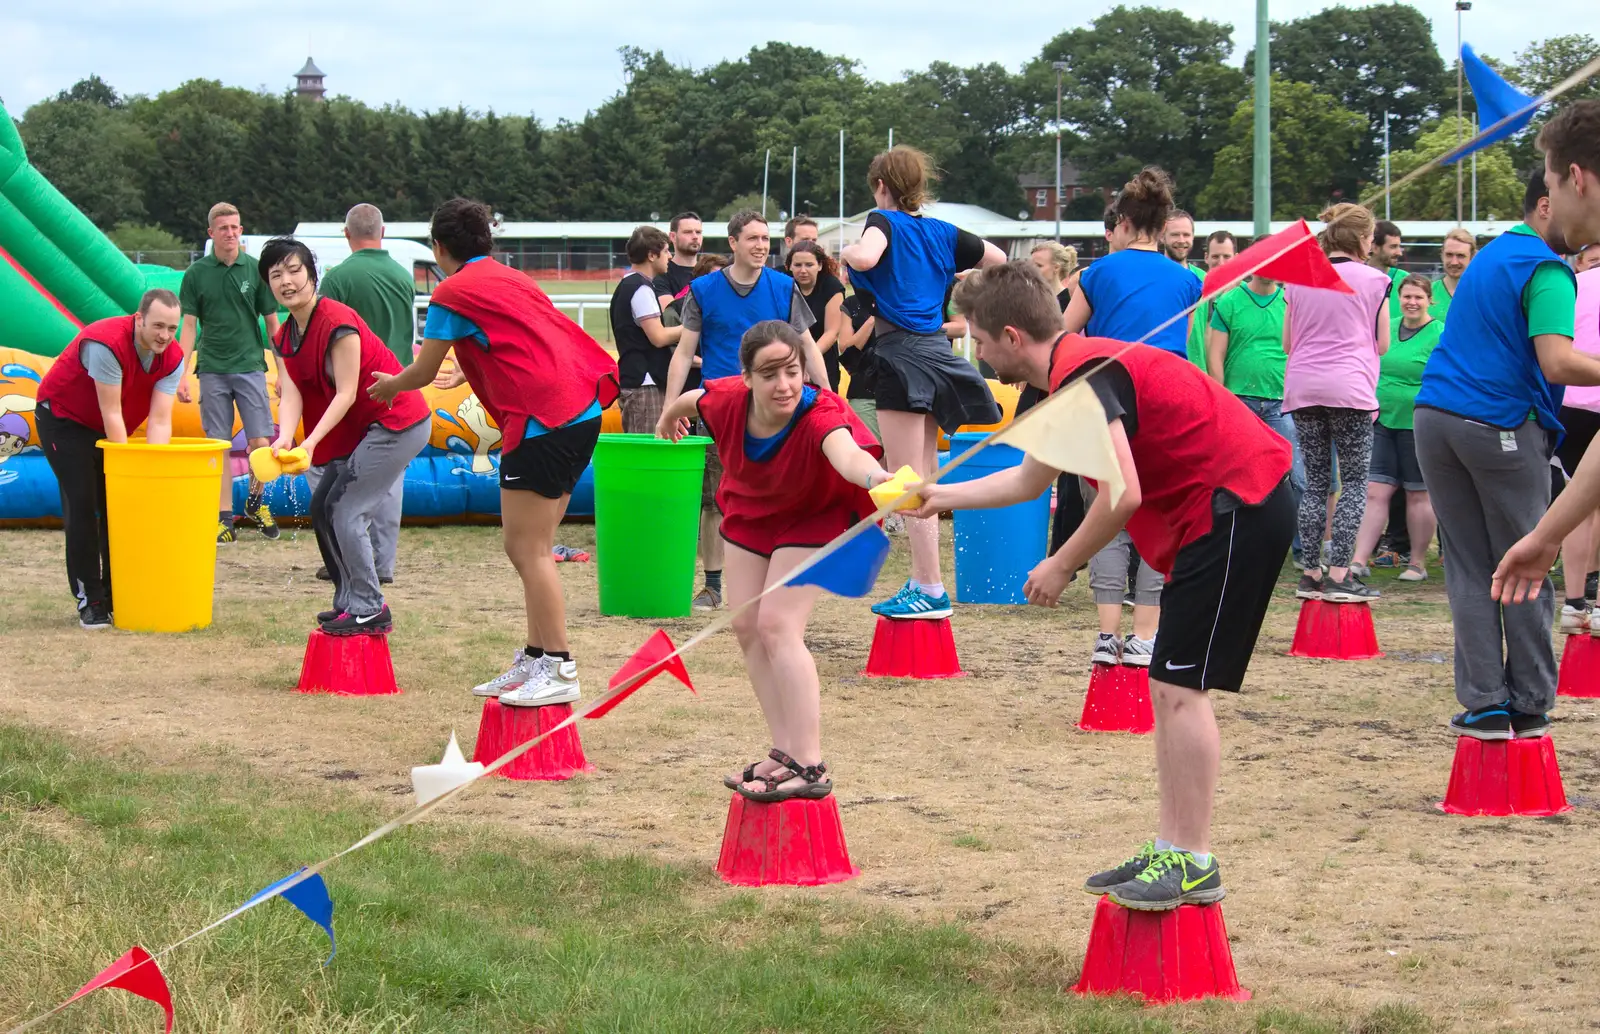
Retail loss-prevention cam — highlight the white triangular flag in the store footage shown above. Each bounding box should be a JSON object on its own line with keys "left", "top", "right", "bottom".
{"left": 411, "top": 730, "right": 485, "bottom": 806}
{"left": 993, "top": 378, "right": 1126, "bottom": 508}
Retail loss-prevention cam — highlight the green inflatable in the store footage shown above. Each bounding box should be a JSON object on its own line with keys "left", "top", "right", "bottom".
{"left": 0, "top": 100, "right": 149, "bottom": 356}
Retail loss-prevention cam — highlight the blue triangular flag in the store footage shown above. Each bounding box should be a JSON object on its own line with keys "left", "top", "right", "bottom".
{"left": 246, "top": 868, "right": 336, "bottom": 965}
{"left": 788, "top": 524, "right": 891, "bottom": 598}
{"left": 1442, "top": 44, "right": 1538, "bottom": 165}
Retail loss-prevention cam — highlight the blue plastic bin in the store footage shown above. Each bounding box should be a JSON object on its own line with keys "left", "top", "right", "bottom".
{"left": 945, "top": 432, "right": 1050, "bottom": 604}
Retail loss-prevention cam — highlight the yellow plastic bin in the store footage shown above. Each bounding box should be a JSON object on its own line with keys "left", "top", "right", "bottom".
{"left": 97, "top": 436, "right": 230, "bottom": 632}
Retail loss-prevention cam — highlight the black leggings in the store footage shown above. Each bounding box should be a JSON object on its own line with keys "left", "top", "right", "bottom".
{"left": 36, "top": 406, "right": 111, "bottom": 610}
{"left": 1291, "top": 406, "right": 1373, "bottom": 570}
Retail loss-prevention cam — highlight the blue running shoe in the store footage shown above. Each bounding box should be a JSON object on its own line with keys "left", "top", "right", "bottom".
{"left": 871, "top": 581, "right": 952, "bottom": 620}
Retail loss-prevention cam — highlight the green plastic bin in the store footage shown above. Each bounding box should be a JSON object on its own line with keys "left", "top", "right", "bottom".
{"left": 592, "top": 433, "right": 712, "bottom": 617}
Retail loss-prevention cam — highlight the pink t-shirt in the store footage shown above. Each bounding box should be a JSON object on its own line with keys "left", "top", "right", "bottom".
{"left": 1282, "top": 258, "right": 1391, "bottom": 413}
{"left": 1561, "top": 268, "right": 1600, "bottom": 412}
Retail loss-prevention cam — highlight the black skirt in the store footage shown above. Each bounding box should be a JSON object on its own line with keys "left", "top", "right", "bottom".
{"left": 871, "top": 324, "right": 1000, "bottom": 433}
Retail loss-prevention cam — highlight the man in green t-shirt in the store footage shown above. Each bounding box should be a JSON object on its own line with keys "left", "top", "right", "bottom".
{"left": 319, "top": 203, "right": 418, "bottom": 366}
{"left": 310, "top": 203, "right": 418, "bottom": 585}
{"left": 179, "top": 202, "right": 281, "bottom": 543}
{"left": 1431, "top": 228, "right": 1476, "bottom": 320}
{"left": 1186, "top": 230, "right": 1235, "bottom": 371}
{"left": 1206, "top": 276, "right": 1305, "bottom": 554}
{"left": 1371, "top": 220, "right": 1408, "bottom": 303}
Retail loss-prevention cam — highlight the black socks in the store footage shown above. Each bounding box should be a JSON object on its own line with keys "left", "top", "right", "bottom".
{"left": 705, "top": 569, "right": 723, "bottom": 593}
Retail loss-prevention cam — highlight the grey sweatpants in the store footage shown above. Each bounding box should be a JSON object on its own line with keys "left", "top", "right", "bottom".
{"left": 1413, "top": 408, "right": 1556, "bottom": 713}
{"left": 1082, "top": 482, "right": 1163, "bottom": 605}
{"left": 306, "top": 459, "right": 404, "bottom": 580}
{"left": 311, "top": 420, "right": 428, "bottom": 615}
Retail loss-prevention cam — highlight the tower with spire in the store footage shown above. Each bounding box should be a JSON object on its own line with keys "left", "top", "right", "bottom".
{"left": 294, "top": 57, "right": 326, "bottom": 102}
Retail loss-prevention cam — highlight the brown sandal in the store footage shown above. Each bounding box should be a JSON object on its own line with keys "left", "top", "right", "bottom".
{"left": 723, "top": 748, "right": 782, "bottom": 790}
{"left": 736, "top": 749, "right": 832, "bottom": 802}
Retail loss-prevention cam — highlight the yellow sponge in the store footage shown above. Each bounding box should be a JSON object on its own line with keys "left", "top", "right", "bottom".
{"left": 869, "top": 465, "right": 923, "bottom": 512}
{"left": 276, "top": 447, "right": 311, "bottom": 474}
{"left": 248, "top": 446, "right": 283, "bottom": 483}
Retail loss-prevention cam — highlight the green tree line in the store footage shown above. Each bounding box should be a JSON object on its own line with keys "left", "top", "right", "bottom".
{"left": 9, "top": 5, "right": 1597, "bottom": 249}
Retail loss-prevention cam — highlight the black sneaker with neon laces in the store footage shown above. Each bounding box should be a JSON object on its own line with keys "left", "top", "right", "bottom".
{"left": 1083, "top": 841, "right": 1158, "bottom": 894}
{"left": 1107, "top": 849, "right": 1225, "bottom": 911}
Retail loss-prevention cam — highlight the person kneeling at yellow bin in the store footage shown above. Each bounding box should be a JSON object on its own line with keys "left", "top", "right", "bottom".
{"left": 34, "top": 289, "right": 185, "bottom": 629}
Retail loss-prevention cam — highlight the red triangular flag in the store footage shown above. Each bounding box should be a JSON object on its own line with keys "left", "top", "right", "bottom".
{"left": 67, "top": 946, "right": 174, "bottom": 1032}
{"left": 1202, "top": 219, "right": 1354, "bottom": 299}
{"left": 586, "top": 630, "right": 695, "bottom": 719}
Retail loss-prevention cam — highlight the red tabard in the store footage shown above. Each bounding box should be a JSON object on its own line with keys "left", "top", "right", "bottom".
{"left": 696, "top": 377, "right": 883, "bottom": 554}
{"left": 273, "top": 298, "right": 430, "bottom": 465}
{"left": 37, "top": 316, "right": 184, "bottom": 434}
{"left": 428, "top": 257, "right": 620, "bottom": 452}
{"left": 1049, "top": 335, "right": 1292, "bottom": 575}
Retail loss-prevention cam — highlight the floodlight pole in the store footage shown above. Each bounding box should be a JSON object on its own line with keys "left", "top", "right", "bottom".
{"left": 762, "top": 149, "right": 770, "bottom": 219}
{"left": 1053, "top": 60, "right": 1067, "bottom": 243}
{"left": 1252, "top": 0, "right": 1271, "bottom": 238}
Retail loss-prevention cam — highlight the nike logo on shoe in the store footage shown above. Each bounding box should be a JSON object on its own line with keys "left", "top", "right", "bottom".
{"left": 1164, "top": 661, "right": 1197, "bottom": 671}
{"left": 1180, "top": 870, "right": 1215, "bottom": 892}
{"left": 355, "top": 613, "right": 382, "bottom": 625}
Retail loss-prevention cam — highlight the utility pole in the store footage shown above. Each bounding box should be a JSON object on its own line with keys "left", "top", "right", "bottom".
{"left": 1471, "top": 115, "right": 1478, "bottom": 221}
{"left": 1384, "top": 112, "right": 1392, "bottom": 221}
{"left": 1252, "top": 0, "right": 1271, "bottom": 238}
{"left": 790, "top": 146, "right": 798, "bottom": 222}
{"left": 888, "top": 127, "right": 894, "bottom": 149}
{"left": 761, "top": 149, "right": 770, "bottom": 219}
{"left": 1456, "top": 1, "right": 1472, "bottom": 226}
{"left": 838, "top": 129, "right": 846, "bottom": 254}
{"left": 1053, "top": 60, "right": 1067, "bottom": 243}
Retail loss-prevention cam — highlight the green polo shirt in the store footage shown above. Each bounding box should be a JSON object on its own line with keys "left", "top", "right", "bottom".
{"left": 1506, "top": 223, "right": 1578, "bottom": 337}
{"left": 179, "top": 252, "right": 275, "bottom": 373}
{"left": 318, "top": 248, "right": 418, "bottom": 366}
{"left": 1181, "top": 262, "right": 1209, "bottom": 371}
{"left": 1208, "top": 282, "right": 1287, "bottom": 400}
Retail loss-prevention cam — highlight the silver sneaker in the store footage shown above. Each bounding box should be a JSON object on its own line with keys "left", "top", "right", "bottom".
{"left": 472, "top": 649, "right": 538, "bottom": 697}
{"left": 1091, "top": 633, "right": 1121, "bottom": 667}
{"left": 1121, "top": 634, "right": 1155, "bottom": 668}
{"left": 500, "top": 655, "right": 581, "bottom": 707}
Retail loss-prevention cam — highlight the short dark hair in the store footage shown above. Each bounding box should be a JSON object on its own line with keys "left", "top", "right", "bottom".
{"left": 739, "top": 320, "right": 804, "bottom": 374}
{"left": 1374, "top": 220, "right": 1403, "bottom": 246}
{"left": 1206, "top": 229, "right": 1237, "bottom": 249}
{"left": 727, "top": 209, "right": 768, "bottom": 241}
{"left": 257, "top": 237, "right": 319, "bottom": 287}
{"left": 137, "top": 288, "right": 180, "bottom": 315}
{"left": 1524, "top": 164, "right": 1552, "bottom": 216}
{"left": 669, "top": 211, "right": 702, "bottom": 232}
{"left": 952, "top": 261, "right": 1063, "bottom": 343}
{"left": 1166, "top": 208, "right": 1194, "bottom": 229}
{"left": 626, "top": 225, "right": 671, "bottom": 265}
{"left": 430, "top": 198, "right": 494, "bottom": 262}
{"left": 1102, "top": 205, "right": 1119, "bottom": 233}
{"left": 1537, "top": 100, "right": 1600, "bottom": 183}
{"left": 784, "top": 215, "right": 819, "bottom": 240}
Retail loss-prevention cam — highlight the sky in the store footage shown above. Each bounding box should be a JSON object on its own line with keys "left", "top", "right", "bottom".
{"left": 3, "top": 1, "right": 1598, "bottom": 122}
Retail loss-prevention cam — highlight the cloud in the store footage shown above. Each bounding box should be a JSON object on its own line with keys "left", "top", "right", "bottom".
{"left": 3, "top": 1, "right": 1595, "bottom": 121}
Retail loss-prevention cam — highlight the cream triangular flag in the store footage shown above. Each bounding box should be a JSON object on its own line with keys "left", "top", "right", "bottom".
{"left": 993, "top": 378, "right": 1126, "bottom": 508}
{"left": 411, "top": 730, "right": 485, "bottom": 806}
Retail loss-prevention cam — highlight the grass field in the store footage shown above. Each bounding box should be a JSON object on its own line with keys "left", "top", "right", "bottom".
{"left": 2, "top": 523, "right": 1596, "bottom": 1032}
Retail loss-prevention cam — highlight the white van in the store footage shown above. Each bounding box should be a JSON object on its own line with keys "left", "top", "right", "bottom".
{"left": 208, "top": 236, "right": 445, "bottom": 342}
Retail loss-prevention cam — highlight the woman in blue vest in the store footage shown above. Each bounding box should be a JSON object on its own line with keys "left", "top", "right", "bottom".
{"left": 842, "top": 146, "right": 1006, "bottom": 620}
{"left": 1414, "top": 169, "right": 1600, "bottom": 742}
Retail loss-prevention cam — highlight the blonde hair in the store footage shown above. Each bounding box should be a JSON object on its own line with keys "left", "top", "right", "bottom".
{"left": 867, "top": 146, "right": 936, "bottom": 212}
{"left": 1317, "top": 203, "right": 1375, "bottom": 257}
{"left": 207, "top": 202, "right": 240, "bottom": 227}
{"left": 1030, "top": 241, "right": 1079, "bottom": 281}
{"left": 1443, "top": 227, "right": 1477, "bottom": 254}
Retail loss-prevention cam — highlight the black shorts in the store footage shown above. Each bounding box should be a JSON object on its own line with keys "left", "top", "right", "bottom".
{"left": 1556, "top": 406, "right": 1600, "bottom": 478}
{"left": 1151, "top": 478, "right": 1296, "bottom": 693}
{"left": 499, "top": 416, "right": 601, "bottom": 497}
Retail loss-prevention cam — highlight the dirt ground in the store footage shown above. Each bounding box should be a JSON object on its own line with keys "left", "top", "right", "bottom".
{"left": 3, "top": 523, "right": 1598, "bottom": 1032}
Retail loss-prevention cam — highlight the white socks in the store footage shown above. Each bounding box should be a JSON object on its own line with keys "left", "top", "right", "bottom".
{"left": 911, "top": 579, "right": 945, "bottom": 598}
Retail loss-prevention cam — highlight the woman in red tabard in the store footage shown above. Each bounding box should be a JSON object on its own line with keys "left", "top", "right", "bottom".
{"left": 658, "top": 321, "right": 891, "bottom": 800}
{"left": 370, "top": 198, "right": 619, "bottom": 708}
{"left": 258, "top": 238, "right": 430, "bottom": 636}
{"left": 915, "top": 263, "right": 1294, "bottom": 912}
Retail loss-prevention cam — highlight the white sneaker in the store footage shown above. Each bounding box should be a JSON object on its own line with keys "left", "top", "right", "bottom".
{"left": 1560, "top": 604, "right": 1591, "bottom": 635}
{"left": 500, "top": 655, "right": 581, "bottom": 707}
{"left": 1092, "top": 633, "right": 1121, "bottom": 667}
{"left": 1121, "top": 634, "right": 1156, "bottom": 667}
{"left": 1397, "top": 564, "right": 1427, "bottom": 582}
{"left": 472, "top": 650, "right": 538, "bottom": 697}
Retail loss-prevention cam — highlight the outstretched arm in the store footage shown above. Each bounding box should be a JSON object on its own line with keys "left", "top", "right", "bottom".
{"left": 820, "top": 427, "right": 892, "bottom": 490}
{"left": 371, "top": 338, "right": 450, "bottom": 401}
{"left": 657, "top": 388, "right": 705, "bottom": 441}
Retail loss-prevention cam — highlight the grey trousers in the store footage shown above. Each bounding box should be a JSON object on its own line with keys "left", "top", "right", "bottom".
{"left": 1082, "top": 481, "right": 1164, "bottom": 605}
{"left": 306, "top": 457, "right": 404, "bottom": 580}
{"left": 1413, "top": 408, "right": 1556, "bottom": 713}
{"left": 310, "top": 420, "right": 428, "bottom": 615}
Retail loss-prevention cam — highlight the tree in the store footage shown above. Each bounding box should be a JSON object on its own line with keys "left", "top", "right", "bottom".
{"left": 715, "top": 193, "right": 781, "bottom": 221}
{"left": 1026, "top": 6, "right": 1243, "bottom": 203}
{"left": 54, "top": 75, "right": 122, "bottom": 109}
{"left": 17, "top": 98, "right": 148, "bottom": 228}
{"left": 1500, "top": 35, "right": 1600, "bottom": 171}
{"left": 1197, "top": 77, "right": 1367, "bottom": 219}
{"left": 1386, "top": 116, "right": 1523, "bottom": 220}
{"left": 1252, "top": 3, "right": 1447, "bottom": 192}
{"left": 108, "top": 222, "right": 190, "bottom": 268}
